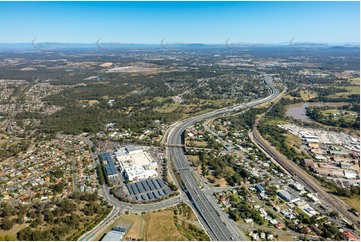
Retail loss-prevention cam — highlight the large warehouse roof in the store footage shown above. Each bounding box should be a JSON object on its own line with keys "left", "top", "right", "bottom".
{"left": 277, "top": 190, "right": 299, "bottom": 203}
{"left": 101, "top": 230, "right": 124, "bottom": 241}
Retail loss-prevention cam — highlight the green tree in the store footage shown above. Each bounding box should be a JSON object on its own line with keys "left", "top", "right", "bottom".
{"left": 2, "top": 218, "right": 14, "bottom": 230}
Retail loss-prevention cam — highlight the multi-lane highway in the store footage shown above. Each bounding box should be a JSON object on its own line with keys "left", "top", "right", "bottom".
{"left": 80, "top": 76, "right": 280, "bottom": 241}
{"left": 166, "top": 76, "right": 280, "bottom": 241}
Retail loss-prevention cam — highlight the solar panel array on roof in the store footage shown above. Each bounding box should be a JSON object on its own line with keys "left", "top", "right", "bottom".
{"left": 126, "top": 184, "right": 134, "bottom": 195}
{"left": 163, "top": 188, "right": 170, "bottom": 195}
{"left": 153, "top": 191, "right": 160, "bottom": 199}
{"left": 141, "top": 181, "right": 150, "bottom": 191}
{"left": 146, "top": 179, "right": 155, "bottom": 190}
{"left": 127, "top": 178, "right": 171, "bottom": 200}
{"left": 152, "top": 178, "right": 161, "bottom": 189}
{"left": 135, "top": 182, "right": 145, "bottom": 193}
{"left": 102, "top": 153, "right": 118, "bottom": 176}
{"left": 147, "top": 192, "right": 155, "bottom": 200}
{"left": 131, "top": 183, "right": 140, "bottom": 195}
{"left": 156, "top": 178, "right": 165, "bottom": 187}
{"left": 158, "top": 190, "right": 165, "bottom": 196}
{"left": 141, "top": 194, "right": 149, "bottom": 200}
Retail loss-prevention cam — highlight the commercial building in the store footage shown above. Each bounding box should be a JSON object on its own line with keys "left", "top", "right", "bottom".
{"left": 306, "top": 193, "right": 319, "bottom": 203}
{"left": 344, "top": 171, "right": 358, "bottom": 179}
{"left": 101, "top": 229, "right": 126, "bottom": 241}
{"left": 305, "top": 138, "right": 319, "bottom": 144}
{"left": 116, "top": 146, "right": 158, "bottom": 181}
{"left": 302, "top": 134, "right": 319, "bottom": 140}
{"left": 125, "top": 146, "right": 142, "bottom": 155}
{"left": 314, "top": 155, "right": 327, "bottom": 161}
{"left": 123, "top": 163, "right": 157, "bottom": 181}
{"left": 101, "top": 153, "right": 118, "bottom": 179}
{"left": 277, "top": 190, "right": 300, "bottom": 203}
{"left": 340, "top": 162, "right": 353, "bottom": 169}
{"left": 291, "top": 182, "right": 304, "bottom": 191}
{"left": 255, "top": 184, "right": 265, "bottom": 193}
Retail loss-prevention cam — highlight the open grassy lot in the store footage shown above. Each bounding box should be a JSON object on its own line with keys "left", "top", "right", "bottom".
{"left": 328, "top": 85, "right": 360, "bottom": 98}
{"left": 117, "top": 214, "right": 146, "bottom": 240}
{"left": 202, "top": 98, "right": 236, "bottom": 108}
{"left": 186, "top": 155, "right": 200, "bottom": 164}
{"left": 300, "top": 90, "right": 318, "bottom": 100}
{"left": 187, "top": 140, "right": 208, "bottom": 147}
{"left": 345, "top": 86, "right": 359, "bottom": 94}
{"left": 263, "top": 118, "right": 289, "bottom": 125}
{"left": 350, "top": 77, "right": 360, "bottom": 85}
{"left": 341, "top": 196, "right": 360, "bottom": 213}
{"left": 321, "top": 109, "right": 339, "bottom": 115}
{"left": 144, "top": 210, "right": 188, "bottom": 241}
{"left": 207, "top": 176, "right": 228, "bottom": 187}
{"left": 156, "top": 98, "right": 235, "bottom": 116}
{"left": 114, "top": 205, "right": 207, "bottom": 241}
{"left": 285, "top": 133, "right": 303, "bottom": 147}
{"left": 79, "top": 100, "right": 99, "bottom": 106}
{"left": 278, "top": 234, "right": 295, "bottom": 241}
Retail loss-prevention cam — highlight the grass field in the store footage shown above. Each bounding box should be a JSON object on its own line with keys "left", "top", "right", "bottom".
{"left": 113, "top": 206, "right": 207, "bottom": 241}
{"left": 320, "top": 109, "right": 358, "bottom": 122}
{"left": 118, "top": 214, "right": 146, "bottom": 240}
{"left": 321, "top": 109, "right": 339, "bottom": 115}
{"left": 300, "top": 90, "right": 318, "bottom": 100}
{"left": 156, "top": 102, "right": 181, "bottom": 113}
{"left": 257, "top": 101, "right": 273, "bottom": 108}
{"left": 187, "top": 140, "right": 208, "bottom": 147}
{"left": 264, "top": 118, "right": 289, "bottom": 125}
{"left": 350, "top": 77, "right": 360, "bottom": 85}
{"left": 144, "top": 210, "right": 188, "bottom": 241}
{"left": 278, "top": 234, "right": 295, "bottom": 241}
{"left": 156, "top": 98, "right": 235, "bottom": 115}
{"left": 79, "top": 99, "right": 99, "bottom": 106}
{"left": 186, "top": 155, "right": 200, "bottom": 164}
{"left": 209, "top": 176, "right": 228, "bottom": 187}
{"left": 328, "top": 85, "right": 360, "bottom": 98}
{"left": 202, "top": 98, "right": 236, "bottom": 108}
{"left": 285, "top": 133, "right": 303, "bottom": 147}
{"left": 341, "top": 196, "right": 360, "bottom": 213}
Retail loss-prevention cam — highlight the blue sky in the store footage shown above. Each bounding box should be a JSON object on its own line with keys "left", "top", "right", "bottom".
{"left": 0, "top": 1, "right": 359, "bottom": 44}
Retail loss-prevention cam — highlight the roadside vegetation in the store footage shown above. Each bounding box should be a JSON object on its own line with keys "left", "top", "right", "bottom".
{"left": 0, "top": 192, "right": 111, "bottom": 240}
{"left": 114, "top": 204, "right": 208, "bottom": 241}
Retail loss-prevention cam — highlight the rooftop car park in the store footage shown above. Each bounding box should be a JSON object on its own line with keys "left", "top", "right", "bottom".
{"left": 125, "top": 178, "right": 171, "bottom": 201}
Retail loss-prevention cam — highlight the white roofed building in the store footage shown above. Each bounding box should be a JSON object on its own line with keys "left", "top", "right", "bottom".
{"left": 344, "top": 171, "right": 358, "bottom": 180}
{"left": 116, "top": 146, "right": 158, "bottom": 181}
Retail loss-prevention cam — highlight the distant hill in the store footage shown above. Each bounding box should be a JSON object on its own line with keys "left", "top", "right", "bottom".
{"left": 327, "top": 46, "right": 360, "bottom": 51}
